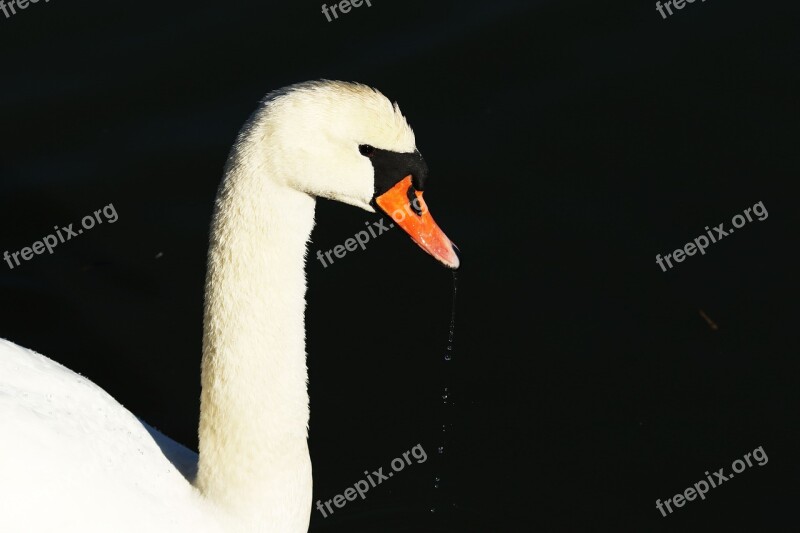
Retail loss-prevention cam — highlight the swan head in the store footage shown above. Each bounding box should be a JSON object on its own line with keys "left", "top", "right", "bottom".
{"left": 253, "top": 80, "right": 460, "bottom": 269}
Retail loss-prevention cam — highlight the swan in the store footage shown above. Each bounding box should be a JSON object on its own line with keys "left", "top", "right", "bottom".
{"left": 0, "top": 80, "right": 459, "bottom": 533}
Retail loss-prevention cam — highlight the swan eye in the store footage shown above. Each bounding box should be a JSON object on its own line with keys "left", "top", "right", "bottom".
{"left": 358, "top": 144, "right": 376, "bottom": 157}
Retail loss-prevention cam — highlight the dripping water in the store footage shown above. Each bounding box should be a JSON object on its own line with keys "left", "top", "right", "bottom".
{"left": 431, "top": 270, "right": 458, "bottom": 515}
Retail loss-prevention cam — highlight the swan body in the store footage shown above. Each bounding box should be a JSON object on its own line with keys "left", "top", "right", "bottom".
{"left": 0, "top": 338, "right": 212, "bottom": 533}
{"left": 0, "top": 81, "right": 458, "bottom": 533}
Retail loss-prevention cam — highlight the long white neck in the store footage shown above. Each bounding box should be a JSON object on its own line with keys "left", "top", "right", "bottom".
{"left": 195, "top": 128, "right": 315, "bottom": 532}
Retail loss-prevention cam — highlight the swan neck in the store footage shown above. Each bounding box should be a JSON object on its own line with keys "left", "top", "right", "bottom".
{"left": 196, "top": 142, "right": 315, "bottom": 528}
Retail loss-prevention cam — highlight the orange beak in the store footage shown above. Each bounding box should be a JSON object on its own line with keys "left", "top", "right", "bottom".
{"left": 375, "top": 175, "right": 460, "bottom": 269}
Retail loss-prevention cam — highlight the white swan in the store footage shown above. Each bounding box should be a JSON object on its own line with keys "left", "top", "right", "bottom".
{"left": 0, "top": 80, "right": 459, "bottom": 533}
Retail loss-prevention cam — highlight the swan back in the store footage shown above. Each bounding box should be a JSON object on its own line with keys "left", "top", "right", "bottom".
{"left": 0, "top": 338, "right": 218, "bottom": 533}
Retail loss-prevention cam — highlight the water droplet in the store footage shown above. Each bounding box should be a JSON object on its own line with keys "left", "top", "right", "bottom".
{"left": 444, "top": 353, "right": 452, "bottom": 361}
{"left": 430, "top": 508, "right": 436, "bottom": 513}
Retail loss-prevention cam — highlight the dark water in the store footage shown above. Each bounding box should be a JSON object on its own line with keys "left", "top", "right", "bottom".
{"left": 1, "top": 1, "right": 798, "bottom": 531}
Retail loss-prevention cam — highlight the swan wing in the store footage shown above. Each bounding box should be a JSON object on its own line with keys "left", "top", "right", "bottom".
{"left": 0, "top": 338, "right": 216, "bottom": 533}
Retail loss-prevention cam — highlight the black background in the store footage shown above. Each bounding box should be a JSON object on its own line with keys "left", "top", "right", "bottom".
{"left": 1, "top": 1, "right": 797, "bottom": 531}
